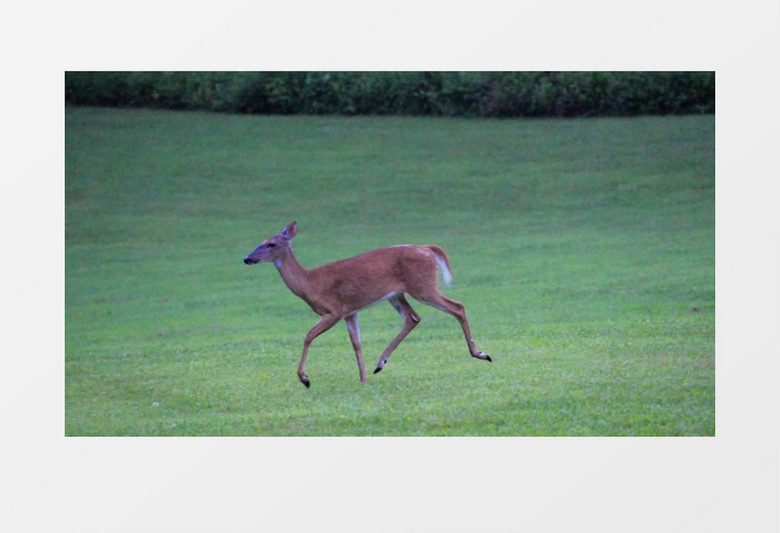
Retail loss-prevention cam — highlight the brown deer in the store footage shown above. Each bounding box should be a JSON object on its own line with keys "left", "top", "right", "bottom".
{"left": 243, "top": 222, "right": 491, "bottom": 387}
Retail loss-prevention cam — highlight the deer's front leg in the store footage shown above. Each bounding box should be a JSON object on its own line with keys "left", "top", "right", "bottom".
{"left": 299, "top": 314, "right": 341, "bottom": 388}
{"left": 344, "top": 314, "right": 367, "bottom": 383}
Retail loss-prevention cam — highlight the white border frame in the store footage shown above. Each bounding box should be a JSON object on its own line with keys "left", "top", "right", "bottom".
{"left": 3, "top": 1, "right": 778, "bottom": 531}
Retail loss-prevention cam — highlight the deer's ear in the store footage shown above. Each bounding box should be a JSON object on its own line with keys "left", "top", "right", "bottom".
{"left": 281, "top": 221, "right": 298, "bottom": 240}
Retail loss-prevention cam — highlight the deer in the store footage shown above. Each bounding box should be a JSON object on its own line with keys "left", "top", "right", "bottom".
{"left": 243, "top": 222, "right": 491, "bottom": 387}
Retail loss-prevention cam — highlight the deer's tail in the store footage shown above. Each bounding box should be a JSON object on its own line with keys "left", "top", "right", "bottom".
{"left": 425, "top": 245, "right": 453, "bottom": 285}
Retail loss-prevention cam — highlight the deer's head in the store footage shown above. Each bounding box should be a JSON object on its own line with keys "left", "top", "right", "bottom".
{"left": 243, "top": 221, "right": 297, "bottom": 265}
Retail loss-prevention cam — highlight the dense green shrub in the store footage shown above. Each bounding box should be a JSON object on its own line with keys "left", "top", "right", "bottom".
{"left": 65, "top": 71, "right": 714, "bottom": 117}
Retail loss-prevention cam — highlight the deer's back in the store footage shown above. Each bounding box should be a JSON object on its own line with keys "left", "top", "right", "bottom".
{"left": 307, "top": 245, "right": 439, "bottom": 314}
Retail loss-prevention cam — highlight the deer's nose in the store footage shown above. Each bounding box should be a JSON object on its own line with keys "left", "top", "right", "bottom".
{"left": 243, "top": 257, "right": 253, "bottom": 265}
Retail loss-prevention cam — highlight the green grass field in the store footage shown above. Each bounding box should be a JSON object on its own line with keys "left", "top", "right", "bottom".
{"left": 65, "top": 107, "right": 714, "bottom": 436}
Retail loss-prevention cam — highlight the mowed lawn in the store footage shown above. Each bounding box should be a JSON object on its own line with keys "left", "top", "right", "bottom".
{"left": 65, "top": 107, "right": 714, "bottom": 436}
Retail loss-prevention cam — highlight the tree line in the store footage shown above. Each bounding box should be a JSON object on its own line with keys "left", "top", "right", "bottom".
{"left": 65, "top": 71, "right": 714, "bottom": 118}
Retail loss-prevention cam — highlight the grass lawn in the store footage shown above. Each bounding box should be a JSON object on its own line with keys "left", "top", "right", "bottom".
{"left": 65, "top": 107, "right": 714, "bottom": 435}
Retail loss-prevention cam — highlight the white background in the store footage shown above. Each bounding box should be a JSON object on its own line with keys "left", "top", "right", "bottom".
{"left": 1, "top": 1, "right": 778, "bottom": 531}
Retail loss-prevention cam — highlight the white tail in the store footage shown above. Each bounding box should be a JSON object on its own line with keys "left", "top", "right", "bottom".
{"left": 431, "top": 249, "right": 453, "bottom": 285}
{"left": 243, "top": 222, "right": 491, "bottom": 387}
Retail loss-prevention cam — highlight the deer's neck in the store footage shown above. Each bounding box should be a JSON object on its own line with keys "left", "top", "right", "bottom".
{"left": 275, "top": 249, "right": 311, "bottom": 301}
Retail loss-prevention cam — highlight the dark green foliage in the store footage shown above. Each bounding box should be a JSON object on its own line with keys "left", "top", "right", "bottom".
{"left": 65, "top": 71, "right": 714, "bottom": 117}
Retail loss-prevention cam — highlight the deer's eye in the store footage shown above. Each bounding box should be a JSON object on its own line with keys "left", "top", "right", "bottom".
{"left": 267, "top": 242, "right": 276, "bottom": 248}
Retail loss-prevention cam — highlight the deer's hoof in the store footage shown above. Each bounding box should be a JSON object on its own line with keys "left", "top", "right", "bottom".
{"left": 475, "top": 351, "right": 492, "bottom": 362}
{"left": 299, "top": 374, "right": 310, "bottom": 388}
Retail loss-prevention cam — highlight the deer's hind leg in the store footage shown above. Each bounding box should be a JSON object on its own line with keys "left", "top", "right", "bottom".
{"left": 374, "top": 294, "right": 421, "bottom": 374}
{"left": 411, "top": 289, "right": 491, "bottom": 363}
